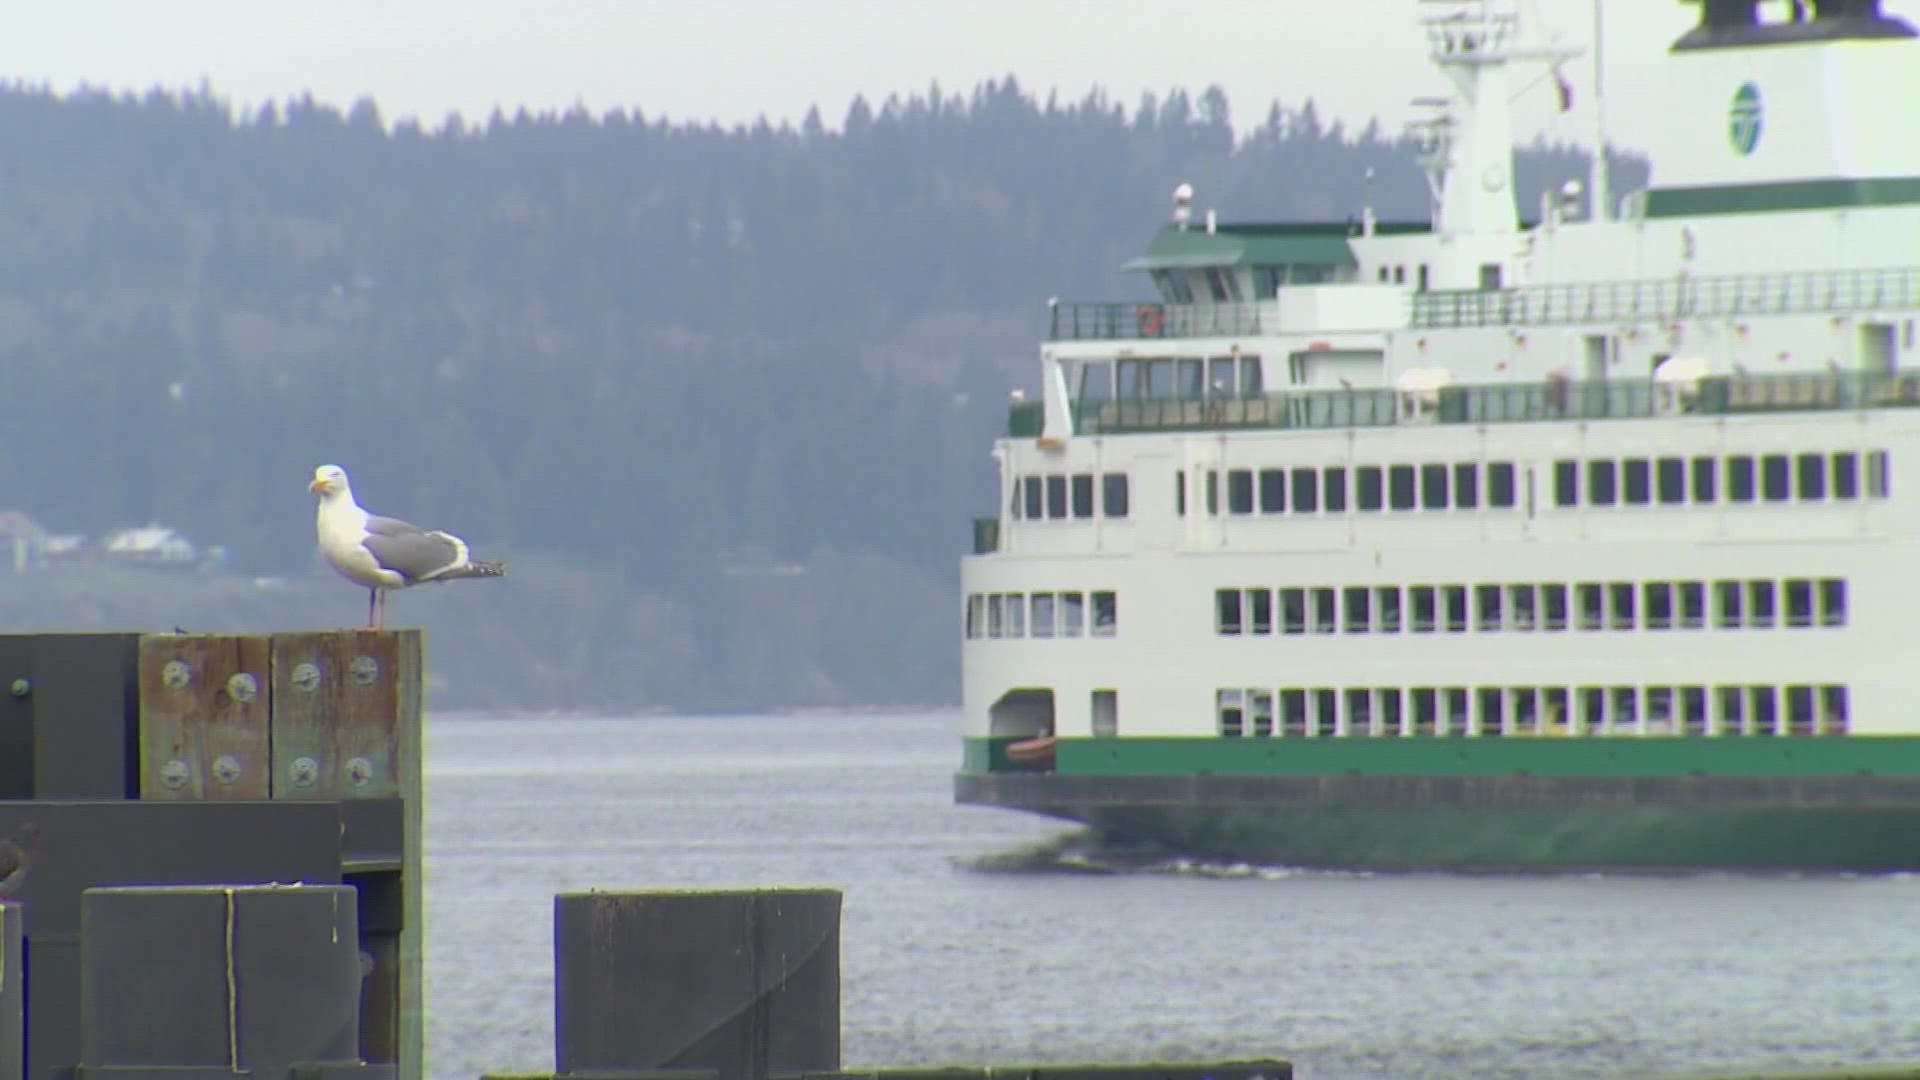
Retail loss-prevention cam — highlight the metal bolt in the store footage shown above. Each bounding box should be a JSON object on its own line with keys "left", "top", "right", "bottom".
{"left": 161, "top": 660, "right": 192, "bottom": 689}
{"left": 8, "top": 678, "right": 28, "bottom": 698}
{"left": 349, "top": 655, "right": 380, "bottom": 686}
{"left": 211, "top": 755, "right": 242, "bottom": 784}
{"left": 345, "top": 757, "right": 374, "bottom": 787}
{"left": 226, "top": 672, "right": 258, "bottom": 703}
{"left": 290, "top": 662, "right": 321, "bottom": 693}
{"left": 160, "top": 759, "right": 191, "bottom": 790}
{"left": 289, "top": 756, "right": 320, "bottom": 788}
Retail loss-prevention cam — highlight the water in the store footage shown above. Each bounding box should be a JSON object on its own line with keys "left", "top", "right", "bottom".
{"left": 425, "top": 711, "right": 1920, "bottom": 1080}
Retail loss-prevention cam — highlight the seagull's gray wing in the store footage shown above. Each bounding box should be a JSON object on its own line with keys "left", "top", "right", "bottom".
{"left": 0, "top": 838, "right": 21, "bottom": 881}
{"left": 361, "top": 515, "right": 462, "bottom": 584}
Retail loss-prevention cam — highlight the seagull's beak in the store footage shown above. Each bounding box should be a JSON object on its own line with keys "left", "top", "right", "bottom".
{"left": 308, "top": 478, "right": 327, "bottom": 493}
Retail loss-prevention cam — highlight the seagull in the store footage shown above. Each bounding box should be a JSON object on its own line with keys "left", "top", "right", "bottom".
{"left": 0, "top": 822, "right": 37, "bottom": 902}
{"left": 309, "top": 464, "right": 505, "bottom": 631}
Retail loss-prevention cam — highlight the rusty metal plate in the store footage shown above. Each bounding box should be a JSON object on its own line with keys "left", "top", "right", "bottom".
{"left": 136, "top": 635, "right": 271, "bottom": 800}
{"left": 270, "top": 631, "right": 408, "bottom": 799}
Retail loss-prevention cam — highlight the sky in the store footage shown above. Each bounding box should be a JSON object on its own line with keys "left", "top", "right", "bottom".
{"left": 6, "top": 1, "right": 1919, "bottom": 152}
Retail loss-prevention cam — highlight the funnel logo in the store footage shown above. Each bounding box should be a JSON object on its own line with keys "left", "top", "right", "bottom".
{"left": 1729, "top": 82, "right": 1762, "bottom": 155}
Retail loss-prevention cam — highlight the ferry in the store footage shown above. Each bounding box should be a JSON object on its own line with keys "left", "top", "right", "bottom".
{"left": 954, "top": 0, "right": 1920, "bottom": 871}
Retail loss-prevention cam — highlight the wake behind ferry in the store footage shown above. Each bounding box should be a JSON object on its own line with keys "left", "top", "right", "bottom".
{"left": 955, "top": 0, "right": 1920, "bottom": 872}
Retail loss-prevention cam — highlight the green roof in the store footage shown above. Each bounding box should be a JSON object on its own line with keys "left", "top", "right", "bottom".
{"left": 1122, "top": 221, "right": 1430, "bottom": 272}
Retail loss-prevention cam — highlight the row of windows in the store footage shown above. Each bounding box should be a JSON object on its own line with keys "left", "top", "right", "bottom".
{"left": 1010, "top": 472, "right": 1130, "bottom": 521}
{"left": 1216, "top": 683, "right": 1851, "bottom": 738}
{"left": 1553, "top": 451, "right": 1889, "bottom": 508}
{"left": 1215, "top": 578, "right": 1849, "bottom": 636}
{"left": 1183, "top": 462, "right": 1519, "bottom": 516}
{"left": 1076, "top": 355, "right": 1266, "bottom": 402}
{"left": 965, "top": 591, "right": 1118, "bottom": 639}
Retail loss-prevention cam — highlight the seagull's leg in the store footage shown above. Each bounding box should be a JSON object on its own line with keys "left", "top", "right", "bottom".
{"left": 366, "top": 588, "right": 378, "bottom": 631}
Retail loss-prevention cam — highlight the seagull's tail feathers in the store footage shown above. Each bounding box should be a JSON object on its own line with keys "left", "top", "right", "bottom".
{"left": 442, "top": 559, "right": 505, "bottom": 581}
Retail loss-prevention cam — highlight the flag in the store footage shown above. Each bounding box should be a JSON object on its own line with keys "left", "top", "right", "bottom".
{"left": 1554, "top": 68, "right": 1574, "bottom": 112}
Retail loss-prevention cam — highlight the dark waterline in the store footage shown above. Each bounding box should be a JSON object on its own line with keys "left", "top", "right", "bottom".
{"left": 423, "top": 711, "right": 1920, "bottom": 1080}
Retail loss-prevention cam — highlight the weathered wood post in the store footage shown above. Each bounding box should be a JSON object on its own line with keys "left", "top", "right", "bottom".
{"left": 554, "top": 888, "right": 842, "bottom": 1080}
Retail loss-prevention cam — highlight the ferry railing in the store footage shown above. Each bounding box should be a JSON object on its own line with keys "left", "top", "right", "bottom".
{"left": 1412, "top": 266, "right": 1920, "bottom": 329}
{"left": 1048, "top": 300, "right": 1265, "bottom": 341}
{"left": 1060, "top": 369, "right": 1920, "bottom": 436}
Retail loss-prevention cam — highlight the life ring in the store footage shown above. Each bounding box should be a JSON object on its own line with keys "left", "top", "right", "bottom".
{"left": 1135, "top": 304, "right": 1164, "bottom": 337}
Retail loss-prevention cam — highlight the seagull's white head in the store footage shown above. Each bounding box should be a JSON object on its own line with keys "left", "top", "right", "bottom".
{"left": 309, "top": 464, "right": 352, "bottom": 500}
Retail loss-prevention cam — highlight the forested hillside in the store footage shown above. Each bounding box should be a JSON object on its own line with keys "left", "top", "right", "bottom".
{"left": 0, "top": 79, "right": 1644, "bottom": 710}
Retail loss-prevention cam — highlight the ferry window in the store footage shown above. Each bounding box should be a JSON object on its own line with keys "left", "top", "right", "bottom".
{"left": 1477, "top": 687, "right": 1505, "bottom": 736}
{"left": 1389, "top": 465, "right": 1416, "bottom": 510}
{"left": 1444, "top": 586, "right": 1469, "bottom": 632}
{"left": 1728, "top": 456, "right": 1756, "bottom": 502}
{"left": 1091, "top": 591, "right": 1117, "bottom": 636}
{"left": 1869, "top": 450, "right": 1891, "bottom": 497}
{"left": 1281, "top": 588, "right": 1307, "bottom": 634}
{"left": 1691, "top": 456, "right": 1717, "bottom": 502}
{"left": 1241, "top": 357, "right": 1263, "bottom": 396}
{"left": 1024, "top": 476, "right": 1044, "bottom": 519}
{"left": 1438, "top": 688, "right": 1466, "bottom": 735}
{"left": 1762, "top": 454, "right": 1790, "bottom": 501}
{"left": 1205, "top": 268, "right": 1235, "bottom": 302}
{"left": 1544, "top": 687, "right": 1569, "bottom": 732}
{"left": 1412, "top": 688, "right": 1437, "bottom": 735}
{"left": 1489, "top": 463, "right": 1516, "bottom": 507}
{"left": 1542, "top": 583, "right": 1568, "bottom": 630}
{"left": 1509, "top": 687, "right": 1538, "bottom": 734}
{"left": 1281, "top": 690, "right": 1307, "bottom": 736}
{"left": 1146, "top": 359, "right": 1174, "bottom": 397}
{"left": 1227, "top": 469, "right": 1254, "bottom": 514}
{"left": 1249, "top": 589, "right": 1273, "bottom": 634}
{"left": 1657, "top": 458, "right": 1685, "bottom": 504}
{"left": 1623, "top": 458, "right": 1651, "bottom": 504}
{"left": 1312, "top": 587, "right": 1337, "bottom": 633}
{"left": 1750, "top": 686, "right": 1778, "bottom": 736}
{"left": 1216, "top": 589, "right": 1243, "bottom": 635}
{"left": 1061, "top": 592, "right": 1085, "bottom": 637}
{"left": 1031, "top": 594, "right": 1055, "bottom": 639}
{"left": 1508, "top": 584, "right": 1536, "bottom": 630}
{"left": 1292, "top": 468, "right": 1320, "bottom": 513}
{"left": 1588, "top": 460, "right": 1617, "bottom": 505}
{"left": 1682, "top": 687, "right": 1707, "bottom": 735}
{"left": 1475, "top": 585, "right": 1502, "bottom": 631}
{"left": 988, "top": 594, "right": 1006, "bottom": 638}
{"left": 1422, "top": 463, "right": 1449, "bottom": 509}
{"left": 1717, "top": 686, "right": 1746, "bottom": 735}
{"left": 1713, "top": 580, "right": 1742, "bottom": 629}
{"left": 1644, "top": 583, "right": 1674, "bottom": 630}
{"left": 1411, "top": 586, "right": 1438, "bottom": 632}
{"left": 1787, "top": 686, "right": 1816, "bottom": 736}
{"left": 1324, "top": 467, "right": 1348, "bottom": 511}
{"left": 1579, "top": 686, "right": 1605, "bottom": 734}
{"left": 1208, "top": 357, "right": 1235, "bottom": 397}
{"left": 1577, "top": 583, "right": 1604, "bottom": 630}
{"left": 1092, "top": 689, "right": 1119, "bottom": 737}
{"left": 1796, "top": 453, "right": 1826, "bottom": 500}
{"left": 1176, "top": 471, "right": 1186, "bottom": 517}
{"left": 1258, "top": 469, "right": 1286, "bottom": 513}
{"left": 1205, "top": 470, "right": 1219, "bottom": 516}
{"left": 1344, "top": 587, "right": 1372, "bottom": 633}
{"left": 1819, "top": 578, "right": 1847, "bottom": 627}
{"left": 1076, "top": 360, "right": 1114, "bottom": 402}
{"left": 1647, "top": 687, "right": 1674, "bottom": 734}
{"left": 1345, "top": 689, "right": 1373, "bottom": 736}
{"left": 1046, "top": 475, "right": 1068, "bottom": 519}
{"left": 1609, "top": 582, "right": 1636, "bottom": 630}
{"left": 1747, "top": 580, "right": 1776, "bottom": 629}
{"left": 1821, "top": 685, "right": 1849, "bottom": 735}
{"left": 1009, "top": 478, "right": 1021, "bottom": 520}
{"left": 1679, "top": 582, "right": 1706, "bottom": 629}
{"left": 1377, "top": 586, "right": 1402, "bottom": 633}
{"left": 1117, "top": 359, "right": 1143, "bottom": 398}
{"left": 1007, "top": 596, "right": 1026, "bottom": 637}
{"left": 1072, "top": 474, "right": 1094, "bottom": 518}
{"left": 1356, "top": 466, "right": 1384, "bottom": 511}
{"left": 1103, "top": 472, "right": 1130, "bottom": 518}
{"left": 1454, "top": 464, "right": 1479, "bottom": 508}
{"left": 1217, "top": 689, "right": 1245, "bottom": 737}
{"left": 1834, "top": 452, "right": 1859, "bottom": 499}
{"left": 966, "top": 594, "right": 984, "bottom": 639}
{"left": 1313, "top": 689, "right": 1337, "bottom": 736}
{"left": 1554, "top": 460, "right": 1578, "bottom": 506}
{"left": 1379, "top": 689, "right": 1404, "bottom": 735}
{"left": 1178, "top": 358, "right": 1205, "bottom": 398}
{"left": 1250, "top": 690, "right": 1275, "bottom": 737}
{"left": 1611, "top": 686, "right": 1639, "bottom": 732}
{"left": 1784, "top": 579, "right": 1814, "bottom": 628}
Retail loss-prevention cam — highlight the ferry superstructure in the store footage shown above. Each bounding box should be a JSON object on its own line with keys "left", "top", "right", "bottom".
{"left": 954, "top": 0, "right": 1920, "bottom": 871}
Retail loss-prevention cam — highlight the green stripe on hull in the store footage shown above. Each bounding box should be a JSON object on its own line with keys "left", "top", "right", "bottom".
{"left": 1643, "top": 176, "right": 1920, "bottom": 216}
{"left": 1018, "top": 735, "right": 1920, "bottom": 777}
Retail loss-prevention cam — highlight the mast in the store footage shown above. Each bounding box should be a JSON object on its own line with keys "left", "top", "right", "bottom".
{"left": 1589, "top": 0, "right": 1609, "bottom": 221}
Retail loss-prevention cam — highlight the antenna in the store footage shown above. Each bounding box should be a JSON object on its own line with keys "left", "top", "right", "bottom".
{"left": 1589, "top": 0, "right": 1608, "bottom": 221}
